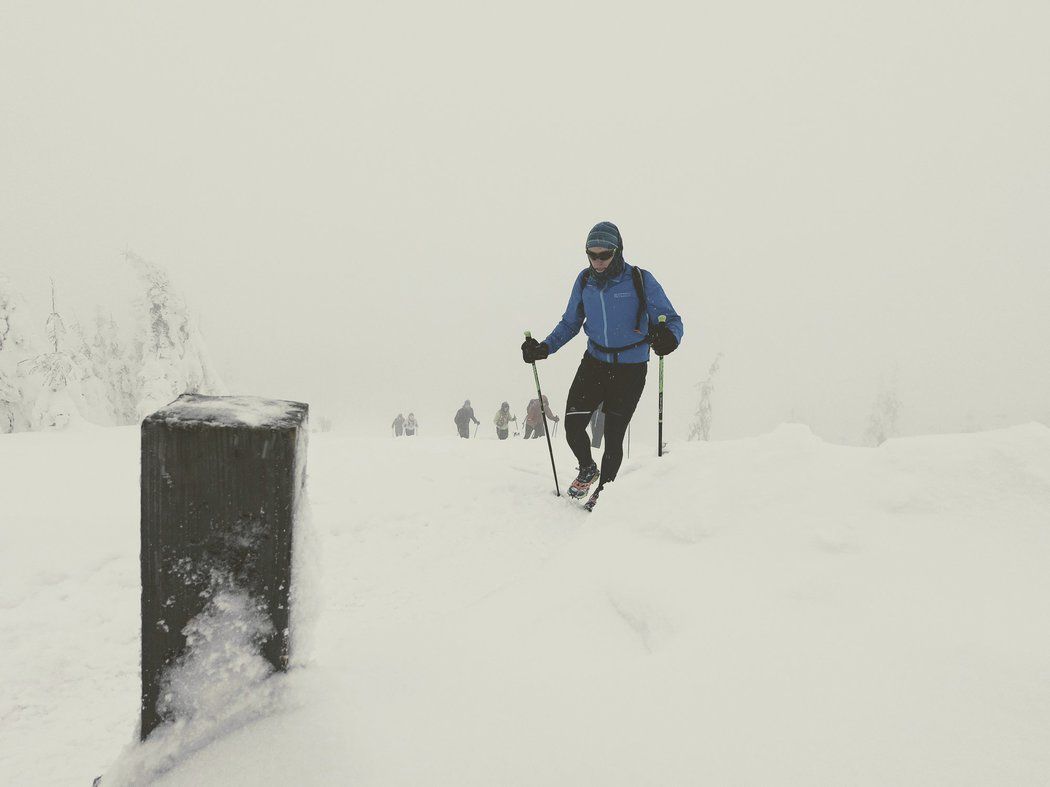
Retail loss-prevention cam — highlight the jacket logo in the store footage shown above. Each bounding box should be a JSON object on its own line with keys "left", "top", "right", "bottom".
{"left": 613, "top": 292, "right": 631, "bottom": 298}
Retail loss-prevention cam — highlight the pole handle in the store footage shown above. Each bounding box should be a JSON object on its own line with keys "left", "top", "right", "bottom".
{"left": 658, "top": 315, "right": 667, "bottom": 324}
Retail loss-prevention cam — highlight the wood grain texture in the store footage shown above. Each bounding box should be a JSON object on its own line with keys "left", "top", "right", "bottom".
{"left": 139, "top": 394, "right": 308, "bottom": 739}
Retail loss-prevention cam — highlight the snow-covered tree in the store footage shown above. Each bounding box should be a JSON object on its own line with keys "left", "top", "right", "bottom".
{"left": 0, "top": 280, "right": 16, "bottom": 354}
{"left": 688, "top": 352, "right": 723, "bottom": 441}
{"left": 866, "top": 382, "right": 902, "bottom": 446}
{"left": 0, "top": 257, "right": 226, "bottom": 432}
{"left": 126, "top": 250, "right": 226, "bottom": 417}
{"left": 91, "top": 309, "right": 136, "bottom": 424}
{"left": 23, "top": 281, "right": 83, "bottom": 430}
{"left": 62, "top": 313, "right": 117, "bottom": 425}
{"left": 0, "top": 278, "right": 23, "bottom": 431}
{"left": 0, "top": 275, "right": 37, "bottom": 432}
{"left": 0, "top": 375, "right": 19, "bottom": 432}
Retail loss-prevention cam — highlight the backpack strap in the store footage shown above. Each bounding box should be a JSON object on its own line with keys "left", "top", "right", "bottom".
{"left": 631, "top": 266, "right": 648, "bottom": 332}
{"left": 577, "top": 269, "right": 590, "bottom": 321}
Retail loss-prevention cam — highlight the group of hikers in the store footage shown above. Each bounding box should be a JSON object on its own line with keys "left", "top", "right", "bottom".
{"left": 452, "top": 397, "right": 563, "bottom": 440}
{"left": 397, "top": 221, "right": 684, "bottom": 511}
{"left": 389, "top": 398, "right": 567, "bottom": 440}
{"left": 390, "top": 413, "right": 419, "bottom": 436}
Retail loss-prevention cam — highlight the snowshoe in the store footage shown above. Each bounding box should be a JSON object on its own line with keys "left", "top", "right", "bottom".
{"left": 567, "top": 462, "right": 599, "bottom": 499}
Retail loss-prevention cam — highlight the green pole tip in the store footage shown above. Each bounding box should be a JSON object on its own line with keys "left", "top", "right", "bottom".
{"left": 524, "top": 330, "right": 532, "bottom": 338}
{"left": 658, "top": 315, "right": 667, "bottom": 323}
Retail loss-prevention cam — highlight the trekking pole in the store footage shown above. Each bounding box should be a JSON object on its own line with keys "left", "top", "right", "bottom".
{"left": 627, "top": 423, "right": 631, "bottom": 458}
{"left": 552, "top": 420, "right": 559, "bottom": 439}
{"left": 473, "top": 422, "right": 479, "bottom": 438}
{"left": 658, "top": 315, "right": 666, "bottom": 457}
{"left": 525, "top": 331, "right": 561, "bottom": 496}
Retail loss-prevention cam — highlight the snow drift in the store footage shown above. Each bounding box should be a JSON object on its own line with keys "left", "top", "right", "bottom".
{"left": 2, "top": 423, "right": 1049, "bottom": 785}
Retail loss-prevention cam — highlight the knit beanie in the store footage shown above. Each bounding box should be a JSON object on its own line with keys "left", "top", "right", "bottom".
{"left": 586, "top": 221, "right": 621, "bottom": 250}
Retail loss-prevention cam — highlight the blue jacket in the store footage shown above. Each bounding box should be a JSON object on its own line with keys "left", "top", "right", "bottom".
{"left": 543, "top": 262, "right": 684, "bottom": 364}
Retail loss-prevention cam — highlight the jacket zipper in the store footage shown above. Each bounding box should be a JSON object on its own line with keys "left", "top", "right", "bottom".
{"left": 599, "top": 284, "right": 610, "bottom": 362}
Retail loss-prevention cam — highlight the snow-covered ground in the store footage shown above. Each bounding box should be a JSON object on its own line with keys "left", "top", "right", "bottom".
{"left": 2, "top": 423, "right": 1050, "bottom": 785}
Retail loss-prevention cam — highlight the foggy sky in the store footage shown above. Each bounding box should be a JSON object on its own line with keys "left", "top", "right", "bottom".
{"left": 3, "top": 1, "right": 1048, "bottom": 444}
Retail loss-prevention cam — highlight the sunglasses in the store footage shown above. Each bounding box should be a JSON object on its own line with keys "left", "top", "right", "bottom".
{"left": 586, "top": 248, "right": 616, "bottom": 262}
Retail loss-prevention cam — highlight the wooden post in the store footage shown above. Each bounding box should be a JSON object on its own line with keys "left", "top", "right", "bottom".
{"left": 139, "top": 394, "right": 308, "bottom": 740}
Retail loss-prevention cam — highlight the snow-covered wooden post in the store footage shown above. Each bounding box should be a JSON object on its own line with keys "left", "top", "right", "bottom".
{"left": 139, "top": 394, "right": 308, "bottom": 740}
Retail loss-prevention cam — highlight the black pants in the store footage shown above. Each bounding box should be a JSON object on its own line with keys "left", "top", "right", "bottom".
{"left": 496, "top": 428, "right": 508, "bottom": 440}
{"left": 564, "top": 353, "right": 646, "bottom": 490}
{"left": 590, "top": 407, "right": 606, "bottom": 449}
{"left": 524, "top": 422, "right": 544, "bottom": 439}
{"left": 457, "top": 423, "right": 470, "bottom": 438}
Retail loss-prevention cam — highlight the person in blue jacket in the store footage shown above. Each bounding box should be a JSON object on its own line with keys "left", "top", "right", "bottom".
{"left": 521, "top": 221, "right": 683, "bottom": 508}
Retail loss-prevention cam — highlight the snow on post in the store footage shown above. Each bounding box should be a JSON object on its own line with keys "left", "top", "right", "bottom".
{"left": 139, "top": 394, "right": 308, "bottom": 741}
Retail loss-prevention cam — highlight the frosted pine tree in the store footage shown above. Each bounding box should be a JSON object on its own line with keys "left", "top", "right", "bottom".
{"left": 126, "top": 250, "right": 226, "bottom": 417}
{"left": 866, "top": 384, "right": 901, "bottom": 446}
{"left": 65, "top": 314, "right": 115, "bottom": 425}
{"left": 0, "top": 278, "right": 14, "bottom": 354}
{"left": 25, "top": 281, "right": 83, "bottom": 430}
{"left": 688, "top": 352, "right": 723, "bottom": 441}
{"left": 0, "top": 275, "right": 39, "bottom": 432}
{"left": 91, "top": 309, "right": 137, "bottom": 424}
{"left": 0, "top": 276, "right": 25, "bottom": 431}
{"left": 0, "top": 373, "right": 19, "bottom": 432}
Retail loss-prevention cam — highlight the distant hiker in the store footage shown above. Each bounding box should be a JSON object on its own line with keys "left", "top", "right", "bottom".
{"left": 493, "top": 402, "right": 517, "bottom": 440}
{"left": 454, "top": 400, "right": 480, "bottom": 438}
{"left": 521, "top": 221, "right": 683, "bottom": 510}
{"left": 392, "top": 413, "right": 405, "bottom": 437}
{"left": 590, "top": 404, "right": 606, "bottom": 449}
{"left": 405, "top": 413, "right": 418, "bottom": 436}
{"left": 523, "top": 395, "right": 559, "bottom": 440}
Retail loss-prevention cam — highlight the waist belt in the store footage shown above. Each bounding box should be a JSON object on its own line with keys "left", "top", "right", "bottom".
{"left": 590, "top": 336, "right": 650, "bottom": 364}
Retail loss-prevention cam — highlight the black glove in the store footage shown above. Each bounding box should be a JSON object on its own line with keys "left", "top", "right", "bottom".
{"left": 521, "top": 337, "right": 550, "bottom": 363}
{"left": 649, "top": 322, "right": 679, "bottom": 357}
